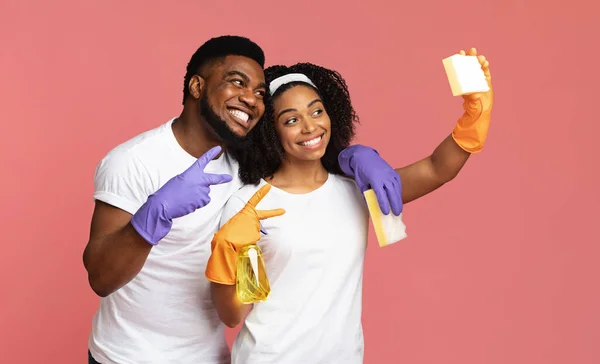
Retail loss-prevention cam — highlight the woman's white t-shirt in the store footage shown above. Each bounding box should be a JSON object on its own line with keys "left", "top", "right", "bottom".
{"left": 220, "top": 174, "right": 369, "bottom": 364}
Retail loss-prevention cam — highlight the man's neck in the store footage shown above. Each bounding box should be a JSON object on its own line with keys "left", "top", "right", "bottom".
{"left": 269, "top": 158, "right": 328, "bottom": 194}
{"left": 172, "top": 106, "right": 223, "bottom": 159}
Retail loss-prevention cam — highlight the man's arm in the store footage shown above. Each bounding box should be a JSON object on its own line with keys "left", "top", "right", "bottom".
{"left": 338, "top": 47, "right": 492, "bottom": 214}
{"left": 83, "top": 201, "right": 152, "bottom": 297}
{"left": 84, "top": 145, "right": 232, "bottom": 297}
{"left": 395, "top": 134, "right": 469, "bottom": 204}
{"left": 211, "top": 283, "right": 251, "bottom": 328}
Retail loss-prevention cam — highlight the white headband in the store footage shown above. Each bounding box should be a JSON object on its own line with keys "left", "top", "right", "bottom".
{"left": 268, "top": 73, "right": 317, "bottom": 95}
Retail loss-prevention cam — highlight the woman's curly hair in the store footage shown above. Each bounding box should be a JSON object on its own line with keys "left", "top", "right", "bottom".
{"left": 231, "top": 62, "right": 359, "bottom": 185}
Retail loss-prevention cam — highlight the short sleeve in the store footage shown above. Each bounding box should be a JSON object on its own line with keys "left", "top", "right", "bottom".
{"left": 219, "top": 195, "right": 248, "bottom": 228}
{"left": 93, "top": 148, "right": 152, "bottom": 215}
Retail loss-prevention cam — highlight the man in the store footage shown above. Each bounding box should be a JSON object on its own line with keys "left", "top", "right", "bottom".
{"left": 84, "top": 34, "right": 491, "bottom": 363}
{"left": 83, "top": 36, "right": 272, "bottom": 364}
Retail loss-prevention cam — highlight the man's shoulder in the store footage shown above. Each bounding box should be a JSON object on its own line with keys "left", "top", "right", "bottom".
{"left": 103, "top": 120, "right": 173, "bottom": 161}
{"left": 93, "top": 119, "right": 177, "bottom": 187}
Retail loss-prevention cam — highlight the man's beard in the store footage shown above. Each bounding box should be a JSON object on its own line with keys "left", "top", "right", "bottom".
{"left": 199, "top": 94, "right": 253, "bottom": 158}
{"left": 199, "top": 94, "right": 252, "bottom": 162}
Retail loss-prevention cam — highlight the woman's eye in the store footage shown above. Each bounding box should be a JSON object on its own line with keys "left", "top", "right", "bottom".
{"left": 312, "top": 109, "right": 323, "bottom": 116}
{"left": 284, "top": 117, "right": 297, "bottom": 125}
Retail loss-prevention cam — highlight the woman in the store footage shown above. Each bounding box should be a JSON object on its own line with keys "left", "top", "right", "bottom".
{"left": 208, "top": 49, "right": 493, "bottom": 363}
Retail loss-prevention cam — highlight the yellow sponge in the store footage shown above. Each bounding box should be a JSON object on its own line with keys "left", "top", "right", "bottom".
{"left": 364, "top": 189, "right": 407, "bottom": 247}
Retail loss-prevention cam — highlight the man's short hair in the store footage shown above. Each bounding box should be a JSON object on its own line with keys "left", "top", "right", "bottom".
{"left": 182, "top": 35, "right": 265, "bottom": 104}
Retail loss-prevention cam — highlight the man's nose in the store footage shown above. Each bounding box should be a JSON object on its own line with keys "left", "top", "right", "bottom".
{"left": 239, "top": 89, "right": 257, "bottom": 107}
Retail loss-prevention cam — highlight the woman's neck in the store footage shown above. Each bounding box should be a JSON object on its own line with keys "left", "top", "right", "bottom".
{"left": 268, "top": 158, "right": 329, "bottom": 194}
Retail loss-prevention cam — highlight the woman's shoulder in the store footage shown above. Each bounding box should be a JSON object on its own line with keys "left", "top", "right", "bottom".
{"left": 330, "top": 173, "right": 360, "bottom": 193}
{"left": 220, "top": 180, "right": 271, "bottom": 227}
{"left": 329, "top": 174, "right": 368, "bottom": 208}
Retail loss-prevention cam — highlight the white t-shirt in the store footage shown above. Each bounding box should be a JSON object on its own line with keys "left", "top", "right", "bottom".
{"left": 220, "top": 174, "right": 370, "bottom": 364}
{"left": 89, "top": 118, "right": 242, "bottom": 364}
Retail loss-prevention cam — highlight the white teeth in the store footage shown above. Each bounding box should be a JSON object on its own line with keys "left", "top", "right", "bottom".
{"left": 229, "top": 109, "right": 249, "bottom": 122}
{"left": 299, "top": 136, "right": 322, "bottom": 146}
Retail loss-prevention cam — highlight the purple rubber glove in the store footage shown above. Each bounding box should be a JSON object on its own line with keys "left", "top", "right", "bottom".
{"left": 338, "top": 144, "right": 403, "bottom": 216}
{"left": 131, "top": 146, "right": 233, "bottom": 245}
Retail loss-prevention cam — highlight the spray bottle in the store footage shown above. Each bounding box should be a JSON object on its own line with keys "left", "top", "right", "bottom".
{"left": 236, "top": 243, "right": 271, "bottom": 304}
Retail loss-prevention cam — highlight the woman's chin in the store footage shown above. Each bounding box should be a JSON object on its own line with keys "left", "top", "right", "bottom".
{"left": 293, "top": 150, "right": 327, "bottom": 162}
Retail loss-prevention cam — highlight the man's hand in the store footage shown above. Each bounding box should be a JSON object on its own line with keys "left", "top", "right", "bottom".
{"left": 205, "top": 184, "right": 285, "bottom": 285}
{"left": 131, "top": 146, "right": 233, "bottom": 245}
{"left": 338, "top": 145, "right": 403, "bottom": 216}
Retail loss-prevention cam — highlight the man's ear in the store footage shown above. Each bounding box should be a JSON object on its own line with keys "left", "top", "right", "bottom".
{"left": 189, "top": 75, "right": 205, "bottom": 100}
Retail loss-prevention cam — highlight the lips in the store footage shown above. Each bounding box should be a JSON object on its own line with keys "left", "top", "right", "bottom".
{"left": 298, "top": 133, "right": 325, "bottom": 147}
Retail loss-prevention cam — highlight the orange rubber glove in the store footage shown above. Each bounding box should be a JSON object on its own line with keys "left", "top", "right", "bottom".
{"left": 205, "top": 184, "right": 285, "bottom": 285}
{"left": 452, "top": 47, "right": 494, "bottom": 154}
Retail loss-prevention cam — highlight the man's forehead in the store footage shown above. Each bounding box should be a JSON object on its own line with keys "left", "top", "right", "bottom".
{"left": 219, "top": 55, "right": 264, "bottom": 78}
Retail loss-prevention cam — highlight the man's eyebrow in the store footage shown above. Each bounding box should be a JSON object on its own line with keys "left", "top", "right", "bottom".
{"left": 224, "top": 70, "right": 249, "bottom": 82}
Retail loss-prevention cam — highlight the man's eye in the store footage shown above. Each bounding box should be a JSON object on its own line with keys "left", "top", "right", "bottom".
{"left": 232, "top": 79, "right": 244, "bottom": 86}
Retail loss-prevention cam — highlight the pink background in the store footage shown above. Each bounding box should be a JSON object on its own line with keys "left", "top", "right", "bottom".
{"left": 1, "top": 0, "right": 597, "bottom": 363}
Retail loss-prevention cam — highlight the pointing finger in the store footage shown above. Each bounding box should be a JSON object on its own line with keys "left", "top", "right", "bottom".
{"left": 204, "top": 173, "right": 233, "bottom": 186}
{"left": 247, "top": 184, "right": 272, "bottom": 208}
{"left": 256, "top": 208, "right": 286, "bottom": 220}
{"left": 197, "top": 146, "right": 222, "bottom": 169}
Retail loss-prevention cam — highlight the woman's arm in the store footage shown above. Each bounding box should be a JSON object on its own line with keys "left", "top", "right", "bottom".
{"left": 210, "top": 194, "right": 252, "bottom": 328}
{"left": 211, "top": 283, "right": 252, "bottom": 328}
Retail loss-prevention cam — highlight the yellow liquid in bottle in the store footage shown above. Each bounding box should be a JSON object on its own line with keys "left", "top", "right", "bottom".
{"left": 236, "top": 244, "right": 271, "bottom": 304}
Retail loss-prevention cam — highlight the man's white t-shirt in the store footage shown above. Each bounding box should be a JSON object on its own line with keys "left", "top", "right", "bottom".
{"left": 89, "top": 118, "right": 242, "bottom": 364}
{"left": 220, "top": 174, "right": 370, "bottom": 364}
